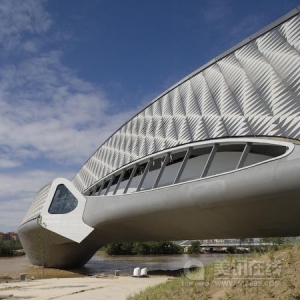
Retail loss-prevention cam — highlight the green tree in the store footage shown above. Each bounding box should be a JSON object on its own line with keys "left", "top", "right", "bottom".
{"left": 106, "top": 241, "right": 183, "bottom": 255}
{"left": 132, "top": 242, "right": 150, "bottom": 255}
{"left": 188, "top": 241, "right": 201, "bottom": 254}
{"left": 0, "top": 240, "right": 13, "bottom": 256}
{"left": 106, "top": 242, "right": 134, "bottom": 255}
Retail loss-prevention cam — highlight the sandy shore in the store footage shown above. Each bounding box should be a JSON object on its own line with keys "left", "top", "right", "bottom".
{"left": 0, "top": 276, "right": 169, "bottom": 300}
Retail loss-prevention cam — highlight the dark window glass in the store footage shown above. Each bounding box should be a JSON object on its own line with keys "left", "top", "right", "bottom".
{"left": 102, "top": 180, "right": 109, "bottom": 189}
{"left": 249, "top": 144, "right": 287, "bottom": 157}
{"left": 135, "top": 162, "right": 147, "bottom": 177}
{"left": 48, "top": 184, "right": 78, "bottom": 214}
{"left": 111, "top": 174, "right": 121, "bottom": 186}
{"left": 166, "top": 151, "right": 186, "bottom": 166}
{"left": 100, "top": 180, "right": 110, "bottom": 195}
{"left": 123, "top": 168, "right": 133, "bottom": 181}
{"left": 180, "top": 146, "right": 213, "bottom": 182}
{"left": 217, "top": 144, "right": 245, "bottom": 153}
{"left": 149, "top": 157, "right": 163, "bottom": 172}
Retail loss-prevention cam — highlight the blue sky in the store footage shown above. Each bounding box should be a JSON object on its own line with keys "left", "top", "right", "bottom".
{"left": 1, "top": 0, "right": 299, "bottom": 232}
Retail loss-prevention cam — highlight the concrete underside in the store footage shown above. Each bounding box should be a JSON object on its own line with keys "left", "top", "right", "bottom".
{"left": 19, "top": 145, "right": 300, "bottom": 268}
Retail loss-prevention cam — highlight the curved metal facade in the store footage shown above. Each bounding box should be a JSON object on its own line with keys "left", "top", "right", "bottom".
{"left": 72, "top": 11, "right": 300, "bottom": 193}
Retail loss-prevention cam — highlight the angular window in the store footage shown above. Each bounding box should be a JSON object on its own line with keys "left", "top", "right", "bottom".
{"left": 158, "top": 151, "right": 186, "bottom": 187}
{"left": 244, "top": 144, "right": 287, "bottom": 167}
{"left": 48, "top": 184, "right": 78, "bottom": 214}
{"left": 106, "top": 174, "right": 121, "bottom": 195}
{"left": 123, "top": 168, "right": 133, "bottom": 181}
{"left": 95, "top": 184, "right": 102, "bottom": 195}
{"left": 126, "top": 162, "right": 148, "bottom": 193}
{"left": 140, "top": 157, "right": 164, "bottom": 191}
{"left": 99, "top": 180, "right": 110, "bottom": 195}
{"left": 180, "top": 146, "right": 212, "bottom": 182}
{"left": 206, "top": 144, "right": 244, "bottom": 177}
{"left": 115, "top": 168, "right": 134, "bottom": 195}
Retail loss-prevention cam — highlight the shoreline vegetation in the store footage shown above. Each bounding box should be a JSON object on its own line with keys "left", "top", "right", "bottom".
{"left": 103, "top": 238, "right": 290, "bottom": 256}
{"left": 0, "top": 240, "right": 23, "bottom": 257}
{"left": 104, "top": 241, "right": 183, "bottom": 255}
{"left": 127, "top": 239, "right": 300, "bottom": 300}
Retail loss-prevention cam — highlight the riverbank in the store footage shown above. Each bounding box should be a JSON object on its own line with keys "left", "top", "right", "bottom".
{"left": 127, "top": 242, "right": 300, "bottom": 300}
{"left": 0, "top": 256, "right": 87, "bottom": 280}
{"left": 0, "top": 276, "right": 169, "bottom": 300}
{"left": 0, "top": 252, "right": 228, "bottom": 280}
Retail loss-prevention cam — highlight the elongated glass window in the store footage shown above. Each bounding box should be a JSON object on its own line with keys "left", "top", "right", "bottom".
{"left": 106, "top": 174, "right": 121, "bottom": 195}
{"left": 126, "top": 162, "right": 148, "bottom": 193}
{"left": 99, "top": 180, "right": 110, "bottom": 195}
{"left": 206, "top": 144, "right": 244, "bottom": 177}
{"left": 140, "top": 157, "right": 164, "bottom": 191}
{"left": 48, "top": 184, "right": 78, "bottom": 214}
{"left": 180, "top": 146, "right": 212, "bottom": 182}
{"left": 95, "top": 184, "right": 102, "bottom": 195}
{"left": 158, "top": 151, "right": 186, "bottom": 187}
{"left": 84, "top": 141, "right": 290, "bottom": 196}
{"left": 243, "top": 144, "right": 287, "bottom": 167}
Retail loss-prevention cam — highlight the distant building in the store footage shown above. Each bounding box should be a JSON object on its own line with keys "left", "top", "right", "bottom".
{"left": 1, "top": 232, "right": 19, "bottom": 241}
{"left": 201, "top": 239, "right": 227, "bottom": 244}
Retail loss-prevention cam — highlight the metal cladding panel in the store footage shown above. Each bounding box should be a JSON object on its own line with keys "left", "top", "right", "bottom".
{"left": 72, "top": 13, "right": 300, "bottom": 193}
{"left": 21, "top": 184, "right": 51, "bottom": 225}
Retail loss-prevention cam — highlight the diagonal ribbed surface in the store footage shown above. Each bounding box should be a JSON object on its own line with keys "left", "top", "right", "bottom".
{"left": 22, "top": 184, "right": 51, "bottom": 224}
{"left": 72, "top": 13, "right": 300, "bottom": 193}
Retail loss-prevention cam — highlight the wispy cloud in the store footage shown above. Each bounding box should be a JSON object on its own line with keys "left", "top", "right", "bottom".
{"left": 0, "top": 0, "right": 137, "bottom": 231}
{"left": 0, "top": 158, "right": 21, "bottom": 169}
{"left": 0, "top": 0, "right": 51, "bottom": 51}
{"left": 1, "top": 51, "right": 106, "bottom": 163}
{"left": 0, "top": 170, "right": 73, "bottom": 231}
{"left": 200, "top": 0, "right": 232, "bottom": 23}
{"left": 0, "top": 1, "right": 135, "bottom": 166}
{"left": 230, "top": 14, "right": 264, "bottom": 39}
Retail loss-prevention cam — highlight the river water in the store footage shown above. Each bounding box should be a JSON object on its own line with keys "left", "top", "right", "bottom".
{"left": 0, "top": 252, "right": 228, "bottom": 279}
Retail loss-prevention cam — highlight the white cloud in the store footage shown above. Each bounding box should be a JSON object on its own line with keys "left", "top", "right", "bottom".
{"left": 0, "top": 0, "right": 139, "bottom": 231}
{"left": 0, "top": 170, "right": 73, "bottom": 231}
{"left": 0, "top": 158, "right": 20, "bottom": 169}
{"left": 0, "top": 36, "right": 134, "bottom": 167}
{"left": 0, "top": 201, "right": 26, "bottom": 232}
{"left": 22, "top": 40, "right": 39, "bottom": 53}
{"left": 0, "top": 170, "right": 72, "bottom": 199}
{"left": 0, "top": 0, "right": 51, "bottom": 50}
{"left": 200, "top": 0, "right": 232, "bottom": 23}
{"left": 0, "top": 52, "right": 132, "bottom": 164}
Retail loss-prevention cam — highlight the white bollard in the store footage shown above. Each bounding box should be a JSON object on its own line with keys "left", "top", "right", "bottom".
{"left": 140, "top": 267, "right": 148, "bottom": 277}
{"left": 132, "top": 267, "right": 140, "bottom": 277}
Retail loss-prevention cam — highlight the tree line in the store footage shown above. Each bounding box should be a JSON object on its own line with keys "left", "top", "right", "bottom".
{"left": 105, "top": 241, "right": 183, "bottom": 255}
{"left": 104, "top": 238, "right": 298, "bottom": 255}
